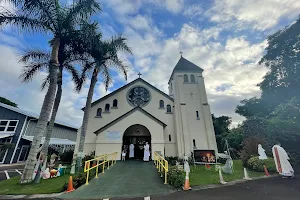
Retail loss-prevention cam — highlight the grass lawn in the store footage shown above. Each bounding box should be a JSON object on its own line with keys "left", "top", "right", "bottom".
{"left": 0, "top": 175, "right": 70, "bottom": 195}
{"left": 189, "top": 160, "right": 265, "bottom": 186}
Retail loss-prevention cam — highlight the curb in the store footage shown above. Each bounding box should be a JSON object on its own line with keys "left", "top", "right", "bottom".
{"left": 0, "top": 192, "right": 64, "bottom": 199}
{"left": 191, "top": 175, "right": 278, "bottom": 191}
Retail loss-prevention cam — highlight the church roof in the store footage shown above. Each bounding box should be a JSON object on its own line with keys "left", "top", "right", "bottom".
{"left": 168, "top": 56, "right": 203, "bottom": 83}
{"left": 83, "top": 78, "right": 173, "bottom": 110}
{"left": 93, "top": 106, "right": 167, "bottom": 134}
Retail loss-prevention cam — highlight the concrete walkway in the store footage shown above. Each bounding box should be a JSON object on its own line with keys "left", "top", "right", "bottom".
{"left": 60, "top": 160, "right": 175, "bottom": 199}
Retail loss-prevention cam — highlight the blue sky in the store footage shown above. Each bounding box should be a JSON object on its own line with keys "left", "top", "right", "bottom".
{"left": 0, "top": 0, "right": 299, "bottom": 127}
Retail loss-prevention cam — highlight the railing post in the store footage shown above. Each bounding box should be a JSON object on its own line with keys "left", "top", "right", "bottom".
{"left": 102, "top": 156, "right": 105, "bottom": 174}
{"left": 164, "top": 170, "right": 167, "bottom": 184}
{"left": 107, "top": 155, "right": 110, "bottom": 169}
{"left": 85, "top": 161, "right": 90, "bottom": 185}
{"left": 95, "top": 160, "right": 99, "bottom": 178}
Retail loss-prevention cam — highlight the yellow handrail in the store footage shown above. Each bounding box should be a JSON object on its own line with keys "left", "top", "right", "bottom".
{"left": 153, "top": 152, "right": 168, "bottom": 184}
{"left": 84, "top": 152, "right": 118, "bottom": 185}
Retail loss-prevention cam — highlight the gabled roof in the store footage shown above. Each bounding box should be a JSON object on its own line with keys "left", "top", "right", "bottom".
{"left": 83, "top": 78, "right": 173, "bottom": 110}
{"left": 0, "top": 102, "right": 78, "bottom": 130}
{"left": 94, "top": 106, "right": 167, "bottom": 134}
{"left": 168, "top": 56, "right": 204, "bottom": 83}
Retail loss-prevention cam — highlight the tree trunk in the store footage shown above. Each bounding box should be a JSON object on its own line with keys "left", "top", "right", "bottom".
{"left": 19, "top": 38, "right": 60, "bottom": 184}
{"left": 76, "top": 68, "right": 98, "bottom": 170}
{"left": 35, "top": 68, "right": 63, "bottom": 183}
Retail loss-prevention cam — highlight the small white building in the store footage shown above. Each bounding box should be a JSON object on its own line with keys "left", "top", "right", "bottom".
{"left": 75, "top": 56, "right": 218, "bottom": 160}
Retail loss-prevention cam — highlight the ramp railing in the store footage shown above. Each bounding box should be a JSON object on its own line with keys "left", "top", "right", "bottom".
{"left": 153, "top": 151, "right": 169, "bottom": 184}
{"left": 84, "top": 152, "right": 118, "bottom": 185}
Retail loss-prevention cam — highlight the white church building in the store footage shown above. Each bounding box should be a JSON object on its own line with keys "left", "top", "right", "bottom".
{"left": 75, "top": 56, "right": 218, "bottom": 160}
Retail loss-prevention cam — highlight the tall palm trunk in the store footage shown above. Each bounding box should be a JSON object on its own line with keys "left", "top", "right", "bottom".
{"left": 76, "top": 68, "right": 99, "bottom": 169}
{"left": 34, "top": 68, "right": 63, "bottom": 183}
{"left": 20, "top": 38, "right": 60, "bottom": 184}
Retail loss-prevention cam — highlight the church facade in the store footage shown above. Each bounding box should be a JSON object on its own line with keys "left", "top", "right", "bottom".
{"left": 75, "top": 56, "right": 218, "bottom": 160}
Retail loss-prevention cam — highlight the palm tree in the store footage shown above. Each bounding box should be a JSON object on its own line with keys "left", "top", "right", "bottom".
{"left": 74, "top": 25, "right": 132, "bottom": 169}
{"left": 19, "top": 46, "right": 84, "bottom": 183}
{"left": 0, "top": 0, "right": 101, "bottom": 183}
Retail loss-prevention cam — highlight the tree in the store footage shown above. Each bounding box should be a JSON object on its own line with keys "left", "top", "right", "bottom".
{"left": 74, "top": 24, "right": 132, "bottom": 169}
{"left": 0, "top": 0, "right": 101, "bottom": 183}
{"left": 0, "top": 96, "right": 18, "bottom": 107}
{"left": 19, "top": 46, "right": 83, "bottom": 183}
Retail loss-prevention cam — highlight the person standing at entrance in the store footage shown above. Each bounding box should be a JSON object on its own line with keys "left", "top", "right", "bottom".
{"left": 143, "top": 142, "right": 150, "bottom": 161}
{"left": 129, "top": 143, "right": 135, "bottom": 159}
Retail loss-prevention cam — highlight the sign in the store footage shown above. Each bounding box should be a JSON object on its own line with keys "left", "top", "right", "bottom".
{"left": 193, "top": 150, "right": 216, "bottom": 164}
{"left": 106, "top": 131, "right": 121, "bottom": 140}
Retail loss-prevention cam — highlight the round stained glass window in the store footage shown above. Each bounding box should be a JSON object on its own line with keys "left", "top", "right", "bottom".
{"left": 127, "top": 86, "right": 151, "bottom": 107}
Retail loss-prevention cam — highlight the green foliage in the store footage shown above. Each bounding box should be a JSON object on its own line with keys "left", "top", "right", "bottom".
{"left": 0, "top": 96, "right": 17, "bottom": 107}
{"left": 165, "top": 156, "right": 179, "bottom": 166}
{"left": 60, "top": 150, "right": 74, "bottom": 164}
{"left": 240, "top": 136, "right": 264, "bottom": 167}
{"left": 247, "top": 156, "right": 276, "bottom": 173}
{"left": 166, "top": 166, "right": 185, "bottom": 188}
{"left": 81, "top": 151, "right": 95, "bottom": 167}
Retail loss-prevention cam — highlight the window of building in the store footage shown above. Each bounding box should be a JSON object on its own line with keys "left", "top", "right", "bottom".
{"left": 0, "top": 120, "right": 19, "bottom": 132}
{"left": 193, "top": 139, "right": 196, "bottom": 147}
{"left": 159, "top": 100, "right": 164, "bottom": 108}
{"left": 183, "top": 74, "right": 189, "bottom": 82}
{"left": 96, "top": 108, "right": 102, "bottom": 117}
{"left": 169, "top": 134, "right": 171, "bottom": 142}
{"left": 166, "top": 104, "right": 171, "bottom": 113}
{"left": 113, "top": 99, "right": 118, "bottom": 107}
{"left": 190, "top": 74, "right": 195, "bottom": 82}
{"left": 105, "top": 104, "right": 110, "bottom": 112}
{"left": 196, "top": 111, "right": 200, "bottom": 120}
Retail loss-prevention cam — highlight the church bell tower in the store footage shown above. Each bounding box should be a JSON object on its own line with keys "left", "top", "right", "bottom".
{"left": 168, "top": 56, "right": 217, "bottom": 157}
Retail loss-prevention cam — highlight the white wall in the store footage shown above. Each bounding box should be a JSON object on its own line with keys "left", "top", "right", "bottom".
{"left": 95, "top": 110, "right": 165, "bottom": 160}
{"left": 82, "top": 80, "right": 178, "bottom": 157}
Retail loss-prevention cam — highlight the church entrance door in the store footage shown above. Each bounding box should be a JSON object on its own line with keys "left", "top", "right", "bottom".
{"left": 122, "top": 124, "right": 151, "bottom": 161}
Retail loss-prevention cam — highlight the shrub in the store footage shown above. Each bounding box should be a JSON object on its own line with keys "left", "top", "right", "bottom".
{"left": 82, "top": 151, "right": 95, "bottom": 167}
{"left": 165, "top": 156, "right": 179, "bottom": 166}
{"left": 166, "top": 166, "right": 185, "bottom": 188}
{"left": 62, "top": 170, "right": 97, "bottom": 191}
{"left": 240, "top": 136, "right": 264, "bottom": 166}
{"left": 60, "top": 150, "right": 74, "bottom": 164}
{"left": 247, "top": 156, "right": 276, "bottom": 172}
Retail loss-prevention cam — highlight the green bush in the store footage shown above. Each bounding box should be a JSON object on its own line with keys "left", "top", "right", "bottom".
{"left": 60, "top": 150, "right": 74, "bottom": 164}
{"left": 81, "top": 151, "right": 95, "bottom": 167}
{"left": 165, "top": 157, "right": 179, "bottom": 166}
{"left": 247, "top": 156, "right": 276, "bottom": 172}
{"left": 62, "top": 170, "right": 97, "bottom": 191}
{"left": 166, "top": 166, "right": 185, "bottom": 188}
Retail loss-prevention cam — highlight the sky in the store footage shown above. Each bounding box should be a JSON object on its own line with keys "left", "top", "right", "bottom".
{"left": 0, "top": 0, "right": 300, "bottom": 128}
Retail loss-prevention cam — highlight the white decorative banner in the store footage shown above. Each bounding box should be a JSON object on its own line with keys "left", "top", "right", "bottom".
{"left": 106, "top": 131, "right": 121, "bottom": 140}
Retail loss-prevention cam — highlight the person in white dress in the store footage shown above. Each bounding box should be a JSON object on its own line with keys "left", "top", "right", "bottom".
{"left": 129, "top": 143, "right": 135, "bottom": 158}
{"left": 272, "top": 144, "right": 294, "bottom": 177}
{"left": 122, "top": 150, "right": 126, "bottom": 161}
{"left": 258, "top": 144, "right": 268, "bottom": 160}
{"left": 143, "top": 142, "right": 150, "bottom": 161}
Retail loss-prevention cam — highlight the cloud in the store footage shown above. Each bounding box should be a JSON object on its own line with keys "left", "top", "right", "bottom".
{"left": 183, "top": 4, "right": 203, "bottom": 19}
{"left": 207, "top": 0, "right": 300, "bottom": 30}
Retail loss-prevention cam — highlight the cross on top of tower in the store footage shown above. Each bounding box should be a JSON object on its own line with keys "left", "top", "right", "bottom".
{"left": 138, "top": 72, "right": 142, "bottom": 78}
{"left": 179, "top": 51, "right": 183, "bottom": 57}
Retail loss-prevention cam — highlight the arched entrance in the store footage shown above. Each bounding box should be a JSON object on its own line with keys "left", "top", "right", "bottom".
{"left": 122, "top": 124, "right": 151, "bottom": 160}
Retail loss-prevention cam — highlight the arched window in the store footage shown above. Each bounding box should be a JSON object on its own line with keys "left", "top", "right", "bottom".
{"left": 190, "top": 74, "right": 195, "bottom": 82}
{"left": 159, "top": 100, "right": 164, "bottom": 108}
{"left": 96, "top": 108, "right": 102, "bottom": 117}
{"left": 105, "top": 104, "right": 110, "bottom": 112}
{"left": 183, "top": 74, "right": 189, "bottom": 82}
{"left": 166, "top": 104, "right": 171, "bottom": 113}
{"left": 113, "top": 99, "right": 118, "bottom": 107}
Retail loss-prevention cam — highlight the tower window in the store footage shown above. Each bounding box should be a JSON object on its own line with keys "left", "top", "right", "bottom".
{"left": 159, "top": 100, "right": 164, "bottom": 108}
{"left": 190, "top": 74, "right": 195, "bottom": 82}
{"left": 166, "top": 104, "right": 171, "bottom": 113}
{"left": 105, "top": 104, "right": 110, "bottom": 112}
{"left": 196, "top": 111, "right": 200, "bottom": 120}
{"left": 96, "top": 108, "right": 102, "bottom": 117}
{"left": 169, "top": 134, "right": 171, "bottom": 142}
{"left": 193, "top": 139, "right": 196, "bottom": 148}
{"left": 113, "top": 99, "right": 118, "bottom": 107}
{"left": 183, "top": 74, "right": 189, "bottom": 82}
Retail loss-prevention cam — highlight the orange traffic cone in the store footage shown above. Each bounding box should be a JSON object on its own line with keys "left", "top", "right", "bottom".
{"left": 182, "top": 171, "right": 192, "bottom": 190}
{"left": 205, "top": 164, "right": 211, "bottom": 170}
{"left": 65, "top": 176, "right": 75, "bottom": 193}
{"left": 263, "top": 165, "right": 270, "bottom": 176}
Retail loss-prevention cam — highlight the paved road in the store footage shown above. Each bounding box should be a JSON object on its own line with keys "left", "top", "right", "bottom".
{"left": 0, "top": 165, "right": 24, "bottom": 181}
